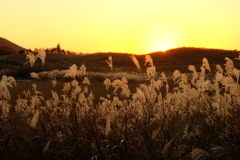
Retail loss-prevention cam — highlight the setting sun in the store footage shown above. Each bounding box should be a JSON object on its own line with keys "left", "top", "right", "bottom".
{"left": 139, "top": 25, "right": 187, "bottom": 53}
{"left": 151, "top": 38, "right": 174, "bottom": 52}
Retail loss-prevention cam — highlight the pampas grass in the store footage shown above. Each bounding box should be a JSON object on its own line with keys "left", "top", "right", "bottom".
{"left": 191, "top": 149, "right": 210, "bottom": 160}
{"left": 30, "top": 72, "right": 40, "bottom": 79}
{"left": 30, "top": 109, "right": 40, "bottom": 128}
{"left": 106, "top": 56, "right": 113, "bottom": 70}
{"left": 24, "top": 49, "right": 46, "bottom": 67}
{"left": 36, "top": 48, "right": 46, "bottom": 65}
{"left": 24, "top": 51, "right": 36, "bottom": 67}
{"left": 129, "top": 54, "right": 141, "bottom": 72}
{"left": 105, "top": 113, "right": 111, "bottom": 137}
{"left": 1, "top": 52, "right": 240, "bottom": 159}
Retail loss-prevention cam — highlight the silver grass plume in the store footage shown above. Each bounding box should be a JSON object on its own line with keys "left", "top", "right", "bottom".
{"left": 200, "top": 57, "right": 211, "bottom": 79}
{"left": 42, "top": 140, "right": 51, "bottom": 154}
{"left": 24, "top": 49, "right": 46, "bottom": 67}
{"left": 15, "top": 95, "right": 28, "bottom": 113}
{"left": 62, "top": 82, "right": 71, "bottom": 93}
{"left": 110, "top": 77, "right": 129, "bottom": 96}
{"left": 105, "top": 113, "right": 111, "bottom": 137}
{"left": 190, "top": 148, "right": 210, "bottom": 160}
{"left": 146, "top": 66, "right": 156, "bottom": 80}
{"left": 64, "top": 64, "right": 78, "bottom": 78}
{"left": 144, "top": 55, "right": 156, "bottom": 80}
{"left": 82, "top": 77, "right": 91, "bottom": 85}
{"left": 0, "top": 100, "right": 10, "bottom": 118}
{"left": 173, "top": 70, "right": 181, "bottom": 84}
{"left": 24, "top": 51, "right": 36, "bottom": 67}
{"left": 144, "top": 55, "right": 154, "bottom": 67}
{"left": 224, "top": 57, "right": 235, "bottom": 76}
{"left": 51, "top": 78, "right": 57, "bottom": 87}
{"left": 188, "top": 65, "right": 198, "bottom": 85}
{"left": 215, "top": 65, "right": 224, "bottom": 83}
{"left": 30, "top": 109, "right": 40, "bottom": 128}
{"left": 78, "top": 64, "right": 87, "bottom": 77}
{"left": 103, "top": 78, "right": 111, "bottom": 91}
{"left": 36, "top": 48, "right": 46, "bottom": 65}
{"left": 106, "top": 56, "right": 113, "bottom": 70}
{"left": 129, "top": 54, "right": 141, "bottom": 72}
{"left": 0, "top": 75, "right": 17, "bottom": 101}
{"left": 30, "top": 72, "right": 40, "bottom": 79}
{"left": 160, "top": 72, "right": 169, "bottom": 93}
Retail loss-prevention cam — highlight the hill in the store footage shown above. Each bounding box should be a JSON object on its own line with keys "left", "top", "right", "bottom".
{"left": 0, "top": 47, "right": 240, "bottom": 78}
{"left": 0, "top": 37, "right": 25, "bottom": 54}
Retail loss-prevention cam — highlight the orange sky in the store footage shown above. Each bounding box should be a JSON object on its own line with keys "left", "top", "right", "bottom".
{"left": 1, "top": 0, "right": 240, "bottom": 54}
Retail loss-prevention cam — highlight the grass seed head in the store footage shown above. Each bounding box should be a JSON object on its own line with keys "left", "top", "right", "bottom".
{"left": 30, "top": 109, "right": 40, "bottom": 128}
{"left": 82, "top": 77, "right": 91, "bottom": 85}
{"left": 144, "top": 55, "right": 154, "bottom": 67}
{"left": 202, "top": 57, "right": 211, "bottom": 72}
{"left": 103, "top": 78, "right": 111, "bottom": 91}
{"left": 36, "top": 48, "right": 46, "bottom": 65}
{"left": 146, "top": 66, "right": 156, "bottom": 80}
{"left": 129, "top": 54, "right": 141, "bottom": 72}
{"left": 30, "top": 72, "right": 40, "bottom": 79}
{"left": 106, "top": 56, "right": 113, "bottom": 70}
{"left": 24, "top": 51, "right": 36, "bottom": 67}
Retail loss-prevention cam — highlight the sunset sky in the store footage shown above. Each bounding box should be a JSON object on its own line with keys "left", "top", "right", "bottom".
{"left": 1, "top": 0, "right": 240, "bottom": 54}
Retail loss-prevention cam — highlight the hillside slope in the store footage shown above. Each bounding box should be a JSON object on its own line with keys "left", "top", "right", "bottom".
{"left": 0, "top": 37, "right": 25, "bottom": 53}
{"left": 0, "top": 47, "right": 240, "bottom": 78}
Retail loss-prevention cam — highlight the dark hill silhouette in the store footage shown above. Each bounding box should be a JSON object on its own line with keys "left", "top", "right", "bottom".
{"left": 0, "top": 37, "right": 25, "bottom": 54}
{"left": 0, "top": 46, "right": 240, "bottom": 78}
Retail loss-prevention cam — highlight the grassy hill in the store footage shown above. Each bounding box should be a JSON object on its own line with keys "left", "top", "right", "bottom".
{"left": 0, "top": 47, "right": 239, "bottom": 78}
{"left": 0, "top": 37, "right": 25, "bottom": 54}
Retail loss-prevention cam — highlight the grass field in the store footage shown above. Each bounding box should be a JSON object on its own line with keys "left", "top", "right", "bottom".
{"left": 1, "top": 48, "right": 240, "bottom": 159}
{"left": 0, "top": 47, "right": 240, "bottom": 78}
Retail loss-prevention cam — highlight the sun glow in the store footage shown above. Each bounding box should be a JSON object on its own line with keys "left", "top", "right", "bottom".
{"left": 151, "top": 38, "right": 174, "bottom": 52}
{"left": 139, "top": 25, "right": 187, "bottom": 54}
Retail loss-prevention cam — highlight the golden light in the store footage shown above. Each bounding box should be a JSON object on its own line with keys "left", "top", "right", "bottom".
{"left": 150, "top": 38, "right": 174, "bottom": 52}
{"left": 139, "top": 25, "right": 187, "bottom": 53}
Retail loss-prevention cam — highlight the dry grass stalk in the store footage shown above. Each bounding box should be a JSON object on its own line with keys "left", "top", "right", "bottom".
{"left": 202, "top": 57, "right": 211, "bottom": 72}
{"left": 82, "top": 77, "right": 91, "bottom": 85}
{"left": 79, "top": 64, "right": 87, "bottom": 76}
{"left": 30, "top": 109, "right": 40, "bottom": 128}
{"left": 24, "top": 49, "right": 46, "bottom": 67}
{"left": 144, "top": 55, "right": 154, "bottom": 66}
{"left": 51, "top": 78, "right": 57, "bottom": 87}
{"left": 30, "top": 72, "right": 40, "bottom": 79}
{"left": 0, "top": 75, "right": 17, "bottom": 106}
{"left": 64, "top": 64, "right": 78, "bottom": 78}
{"left": 188, "top": 65, "right": 198, "bottom": 85}
{"left": 103, "top": 78, "right": 111, "bottom": 91}
{"left": 146, "top": 66, "right": 156, "bottom": 80}
{"left": 24, "top": 51, "right": 36, "bottom": 67}
{"left": 191, "top": 148, "right": 210, "bottom": 160}
{"left": 161, "top": 134, "right": 176, "bottom": 157}
{"left": 1, "top": 100, "right": 10, "bottom": 118}
{"left": 105, "top": 113, "right": 111, "bottom": 137}
{"left": 42, "top": 139, "right": 51, "bottom": 154}
{"left": 129, "top": 54, "right": 141, "bottom": 72}
{"left": 106, "top": 56, "right": 113, "bottom": 70}
{"left": 36, "top": 48, "right": 46, "bottom": 65}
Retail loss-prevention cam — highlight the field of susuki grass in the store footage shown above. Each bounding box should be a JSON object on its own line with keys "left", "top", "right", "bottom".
{"left": 1, "top": 48, "right": 240, "bottom": 159}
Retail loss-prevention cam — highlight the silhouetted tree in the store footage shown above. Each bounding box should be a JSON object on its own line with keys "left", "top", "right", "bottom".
{"left": 57, "top": 43, "right": 61, "bottom": 53}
